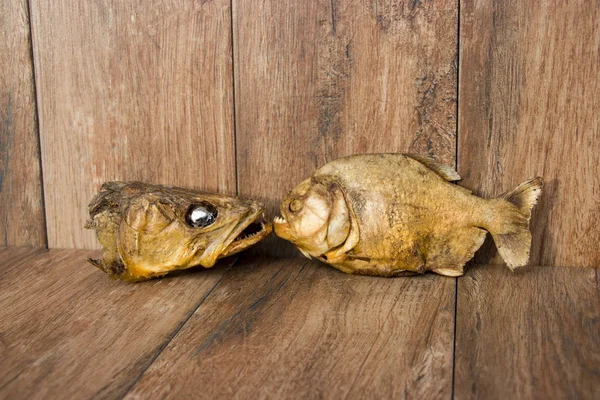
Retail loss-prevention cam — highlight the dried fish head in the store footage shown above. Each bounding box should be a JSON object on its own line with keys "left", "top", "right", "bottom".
{"left": 86, "top": 182, "right": 272, "bottom": 281}
{"left": 274, "top": 177, "right": 359, "bottom": 260}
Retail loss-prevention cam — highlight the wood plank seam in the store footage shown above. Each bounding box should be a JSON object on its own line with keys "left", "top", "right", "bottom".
{"left": 454, "top": 0, "right": 461, "bottom": 172}
{"left": 230, "top": 0, "right": 239, "bottom": 197}
{"left": 26, "top": 0, "right": 48, "bottom": 248}
{"left": 120, "top": 262, "right": 234, "bottom": 398}
{"left": 451, "top": 276, "right": 458, "bottom": 400}
{"left": 1, "top": 93, "right": 13, "bottom": 247}
{"left": 0, "top": 0, "right": 46, "bottom": 247}
{"left": 452, "top": 3, "right": 461, "bottom": 394}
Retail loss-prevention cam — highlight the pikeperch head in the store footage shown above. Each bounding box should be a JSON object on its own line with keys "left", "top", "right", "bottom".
{"left": 85, "top": 181, "right": 272, "bottom": 282}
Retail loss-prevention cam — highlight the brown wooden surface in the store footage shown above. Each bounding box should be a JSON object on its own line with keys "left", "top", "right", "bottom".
{"left": 1, "top": 249, "right": 598, "bottom": 398}
{"left": 29, "top": 0, "right": 236, "bottom": 249}
{"left": 0, "top": 249, "right": 228, "bottom": 399}
{"left": 0, "top": 0, "right": 46, "bottom": 247}
{"left": 125, "top": 257, "right": 455, "bottom": 399}
{"left": 0, "top": 247, "right": 46, "bottom": 277}
{"left": 234, "top": 0, "right": 458, "bottom": 256}
{"left": 458, "top": 0, "right": 600, "bottom": 267}
{"left": 454, "top": 265, "right": 600, "bottom": 399}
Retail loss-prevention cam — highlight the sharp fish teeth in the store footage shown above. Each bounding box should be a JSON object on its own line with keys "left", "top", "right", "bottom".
{"left": 274, "top": 216, "right": 286, "bottom": 224}
{"left": 234, "top": 223, "right": 266, "bottom": 242}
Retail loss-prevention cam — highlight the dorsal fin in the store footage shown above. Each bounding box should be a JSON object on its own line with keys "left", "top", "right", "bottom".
{"left": 405, "top": 154, "right": 461, "bottom": 182}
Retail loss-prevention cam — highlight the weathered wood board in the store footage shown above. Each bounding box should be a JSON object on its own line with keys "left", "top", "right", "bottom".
{"left": 30, "top": 0, "right": 236, "bottom": 249}
{"left": 125, "top": 257, "right": 456, "bottom": 399}
{"left": 0, "top": 249, "right": 228, "bottom": 399}
{"left": 458, "top": 0, "right": 600, "bottom": 267}
{"left": 1, "top": 249, "right": 598, "bottom": 397}
{"left": 233, "top": 0, "right": 458, "bottom": 256}
{"left": 0, "top": 247, "right": 46, "bottom": 277}
{"left": 454, "top": 265, "right": 600, "bottom": 399}
{"left": 0, "top": 0, "right": 46, "bottom": 247}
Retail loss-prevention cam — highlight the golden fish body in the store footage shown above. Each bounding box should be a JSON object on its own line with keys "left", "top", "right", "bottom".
{"left": 274, "top": 154, "right": 542, "bottom": 277}
{"left": 86, "top": 182, "right": 272, "bottom": 281}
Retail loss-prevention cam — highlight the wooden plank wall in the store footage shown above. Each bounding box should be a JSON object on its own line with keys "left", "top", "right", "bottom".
{"left": 0, "top": 0, "right": 46, "bottom": 246}
{"left": 458, "top": 0, "right": 600, "bottom": 267}
{"left": 29, "top": 0, "right": 236, "bottom": 249}
{"left": 0, "top": 1, "right": 598, "bottom": 267}
{"left": 234, "top": 0, "right": 458, "bottom": 256}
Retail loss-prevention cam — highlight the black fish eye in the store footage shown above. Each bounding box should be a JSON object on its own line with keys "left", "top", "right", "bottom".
{"left": 185, "top": 203, "right": 217, "bottom": 228}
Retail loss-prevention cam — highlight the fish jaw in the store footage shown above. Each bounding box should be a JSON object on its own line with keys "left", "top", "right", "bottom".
{"left": 218, "top": 207, "right": 273, "bottom": 259}
{"left": 273, "top": 215, "right": 313, "bottom": 251}
{"left": 273, "top": 215, "right": 292, "bottom": 240}
{"left": 186, "top": 202, "right": 273, "bottom": 267}
{"left": 273, "top": 215, "right": 330, "bottom": 258}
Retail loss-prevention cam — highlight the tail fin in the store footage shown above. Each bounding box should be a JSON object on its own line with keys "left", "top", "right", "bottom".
{"left": 487, "top": 177, "right": 543, "bottom": 270}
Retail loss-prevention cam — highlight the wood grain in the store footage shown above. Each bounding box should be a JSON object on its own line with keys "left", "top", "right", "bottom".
{"left": 1, "top": 248, "right": 598, "bottom": 397}
{"left": 454, "top": 265, "right": 600, "bottom": 399}
{"left": 234, "top": 0, "right": 458, "bottom": 256}
{"left": 0, "top": 0, "right": 46, "bottom": 247}
{"left": 458, "top": 0, "right": 600, "bottom": 267}
{"left": 0, "top": 248, "right": 228, "bottom": 399}
{"left": 125, "top": 257, "right": 455, "bottom": 399}
{"left": 29, "top": 0, "right": 236, "bottom": 249}
{"left": 0, "top": 247, "right": 46, "bottom": 277}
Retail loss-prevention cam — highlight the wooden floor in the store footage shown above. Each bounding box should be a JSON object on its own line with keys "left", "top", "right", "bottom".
{"left": 0, "top": 248, "right": 598, "bottom": 399}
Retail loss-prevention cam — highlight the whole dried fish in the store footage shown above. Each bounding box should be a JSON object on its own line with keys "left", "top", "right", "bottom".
{"left": 85, "top": 182, "right": 272, "bottom": 281}
{"left": 274, "top": 154, "right": 542, "bottom": 277}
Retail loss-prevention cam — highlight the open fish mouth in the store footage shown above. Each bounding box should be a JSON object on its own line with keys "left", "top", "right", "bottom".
{"left": 220, "top": 213, "right": 272, "bottom": 258}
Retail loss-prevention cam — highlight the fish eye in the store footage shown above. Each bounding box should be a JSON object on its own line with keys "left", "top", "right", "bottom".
{"left": 288, "top": 199, "right": 303, "bottom": 213}
{"left": 185, "top": 202, "right": 217, "bottom": 228}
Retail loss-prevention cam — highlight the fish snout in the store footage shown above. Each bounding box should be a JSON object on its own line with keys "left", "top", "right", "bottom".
{"left": 240, "top": 198, "right": 265, "bottom": 215}
{"left": 273, "top": 215, "right": 291, "bottom": 239}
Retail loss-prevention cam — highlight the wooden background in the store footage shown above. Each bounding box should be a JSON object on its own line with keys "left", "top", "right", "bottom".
{"left": 0, "top": 0, "right": 598, "bottom": 267}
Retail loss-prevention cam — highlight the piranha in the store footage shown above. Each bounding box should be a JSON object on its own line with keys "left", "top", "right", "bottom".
{"left": 85, "top": 181, "right": 272, "bottom": 282}
{"left": 273, "top": 154, "right": 542, "bottom": 277}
